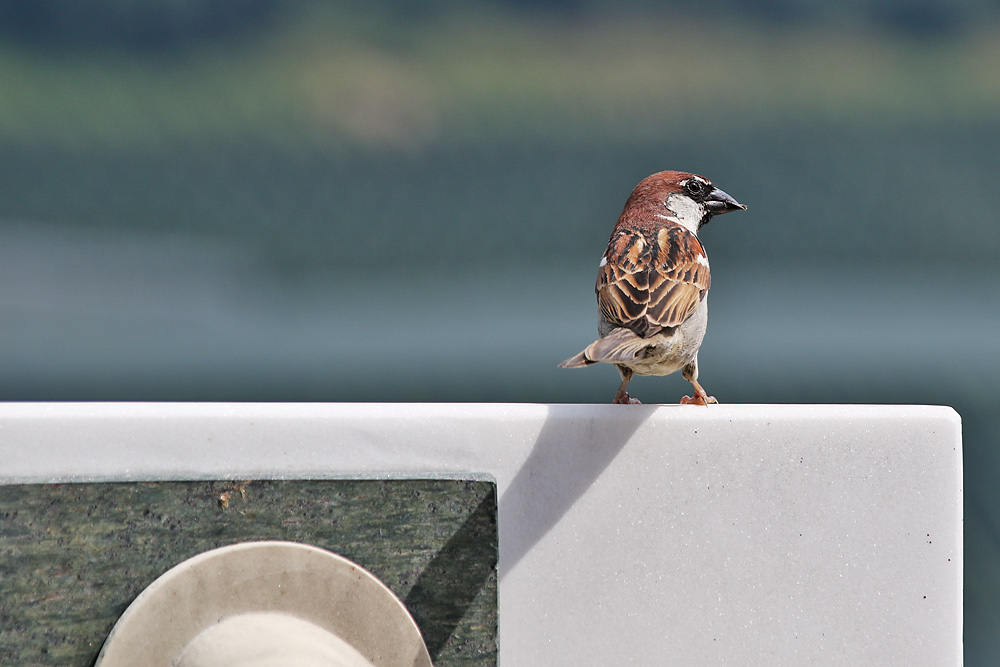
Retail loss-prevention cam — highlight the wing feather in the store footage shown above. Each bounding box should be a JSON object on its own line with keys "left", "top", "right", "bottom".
{"left": 596, "top": 225, "right": 710, "bottom": 338}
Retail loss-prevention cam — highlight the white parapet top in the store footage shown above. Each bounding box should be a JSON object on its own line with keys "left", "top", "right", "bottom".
{"left": 0, "top": 402, "right": 962, "bottom": 666}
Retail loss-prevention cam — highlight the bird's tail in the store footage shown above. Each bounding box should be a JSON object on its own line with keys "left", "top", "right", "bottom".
{"left": 557, "top": 350, "right": 592, "bottom": 368}
{"left": 558, "top": 327, "right": 646, "bottom": 368}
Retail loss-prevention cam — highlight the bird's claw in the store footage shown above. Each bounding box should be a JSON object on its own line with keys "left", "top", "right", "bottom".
{"left": 679, "top": 394, "right": 718, "bottom": 406}
{"left": 613, "top": 391, "right": 641, "bottom": 405}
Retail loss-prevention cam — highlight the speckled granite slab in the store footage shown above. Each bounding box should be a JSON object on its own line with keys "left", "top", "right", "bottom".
{"left": 0, "top": 478, "right": 497, "bottom": 666}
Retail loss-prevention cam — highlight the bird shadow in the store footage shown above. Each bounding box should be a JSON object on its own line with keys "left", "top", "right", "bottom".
{"left": 497, "top": 403, "right": 657, "bottom": 581}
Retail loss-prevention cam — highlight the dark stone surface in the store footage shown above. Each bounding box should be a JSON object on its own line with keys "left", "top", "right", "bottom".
{"left": 0, "top": 479, "right": 497, "bottom": 666}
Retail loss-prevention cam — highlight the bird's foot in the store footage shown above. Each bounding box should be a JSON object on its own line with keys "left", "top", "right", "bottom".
{"left": 679, "top": 394, "right": 718, "bottom": 406}
{"left": 613, "top": 390, "right": 641, "bottom": 405}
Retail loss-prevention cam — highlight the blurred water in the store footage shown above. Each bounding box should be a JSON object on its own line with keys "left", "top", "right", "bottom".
{"left": 3, "top": 222, "right": 996, "bottom": 402}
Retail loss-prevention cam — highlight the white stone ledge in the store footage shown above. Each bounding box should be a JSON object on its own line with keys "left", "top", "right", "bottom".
{"left": 0, "top": 403, "right": 963, "bottom": 666}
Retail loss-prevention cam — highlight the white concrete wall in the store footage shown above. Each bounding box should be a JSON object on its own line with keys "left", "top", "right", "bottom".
{"left": 0, "top": 403, "right": 962, "bottom": 665}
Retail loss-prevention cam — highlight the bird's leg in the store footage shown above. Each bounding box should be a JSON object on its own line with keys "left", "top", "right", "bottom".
{"left": 680, "top": 360, "right": 717, "bottom": 406}
{"left": 612, "top": 367, "right": 641, "bottom": 404}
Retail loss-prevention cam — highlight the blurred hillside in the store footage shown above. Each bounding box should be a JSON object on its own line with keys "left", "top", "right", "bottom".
{"left": 0, "top": 1, "right": 997, "bottom": 663}
{"left": 0, "top": 2, "right": 998, "bottom": 275}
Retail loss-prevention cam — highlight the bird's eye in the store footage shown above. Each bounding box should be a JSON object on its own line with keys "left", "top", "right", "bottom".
{"left": 684, "top": 179, "right": 706, "bottom": 197}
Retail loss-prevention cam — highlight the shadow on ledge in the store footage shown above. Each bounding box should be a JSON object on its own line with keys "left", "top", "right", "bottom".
{"left": 498, "top": 403, "right": 659, "bottom": 580}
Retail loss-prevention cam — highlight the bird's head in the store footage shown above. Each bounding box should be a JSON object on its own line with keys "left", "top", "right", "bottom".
{"left": 622, "top": 170, "right": 747, "bottom": 235}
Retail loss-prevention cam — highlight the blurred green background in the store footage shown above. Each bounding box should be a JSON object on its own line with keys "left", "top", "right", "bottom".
{"left": 0, "top": 0, "right": 995, "bottom": 660}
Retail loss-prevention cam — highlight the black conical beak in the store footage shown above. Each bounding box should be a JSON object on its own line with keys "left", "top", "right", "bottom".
{"left": 704, "top": 186, "right": 747, "bottom": 215}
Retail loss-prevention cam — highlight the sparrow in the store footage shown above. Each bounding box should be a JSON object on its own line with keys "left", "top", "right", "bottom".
{"left": 559, "top": 170, "right": 746, "bottom": 405}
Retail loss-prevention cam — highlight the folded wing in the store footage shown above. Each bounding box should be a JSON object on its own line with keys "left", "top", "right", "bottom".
{"left": 596, "top": 225, "right": 710, "bottom": 338}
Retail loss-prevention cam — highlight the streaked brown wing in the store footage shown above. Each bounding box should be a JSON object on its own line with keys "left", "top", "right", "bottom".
{"left": 597, "top": 225, "right": 710, "bottom": 338}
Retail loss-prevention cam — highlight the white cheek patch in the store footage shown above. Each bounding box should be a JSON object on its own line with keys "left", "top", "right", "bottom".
{"left": 665, "top": 193, "right": 705, "bottom": 235}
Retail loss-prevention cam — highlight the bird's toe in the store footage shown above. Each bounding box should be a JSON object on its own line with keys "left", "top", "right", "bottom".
{"left": 613, "top": 391, "right": 642, "bottom": 405}
{"left": 679, "top": 394, "right": 718, "bottom": 406}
